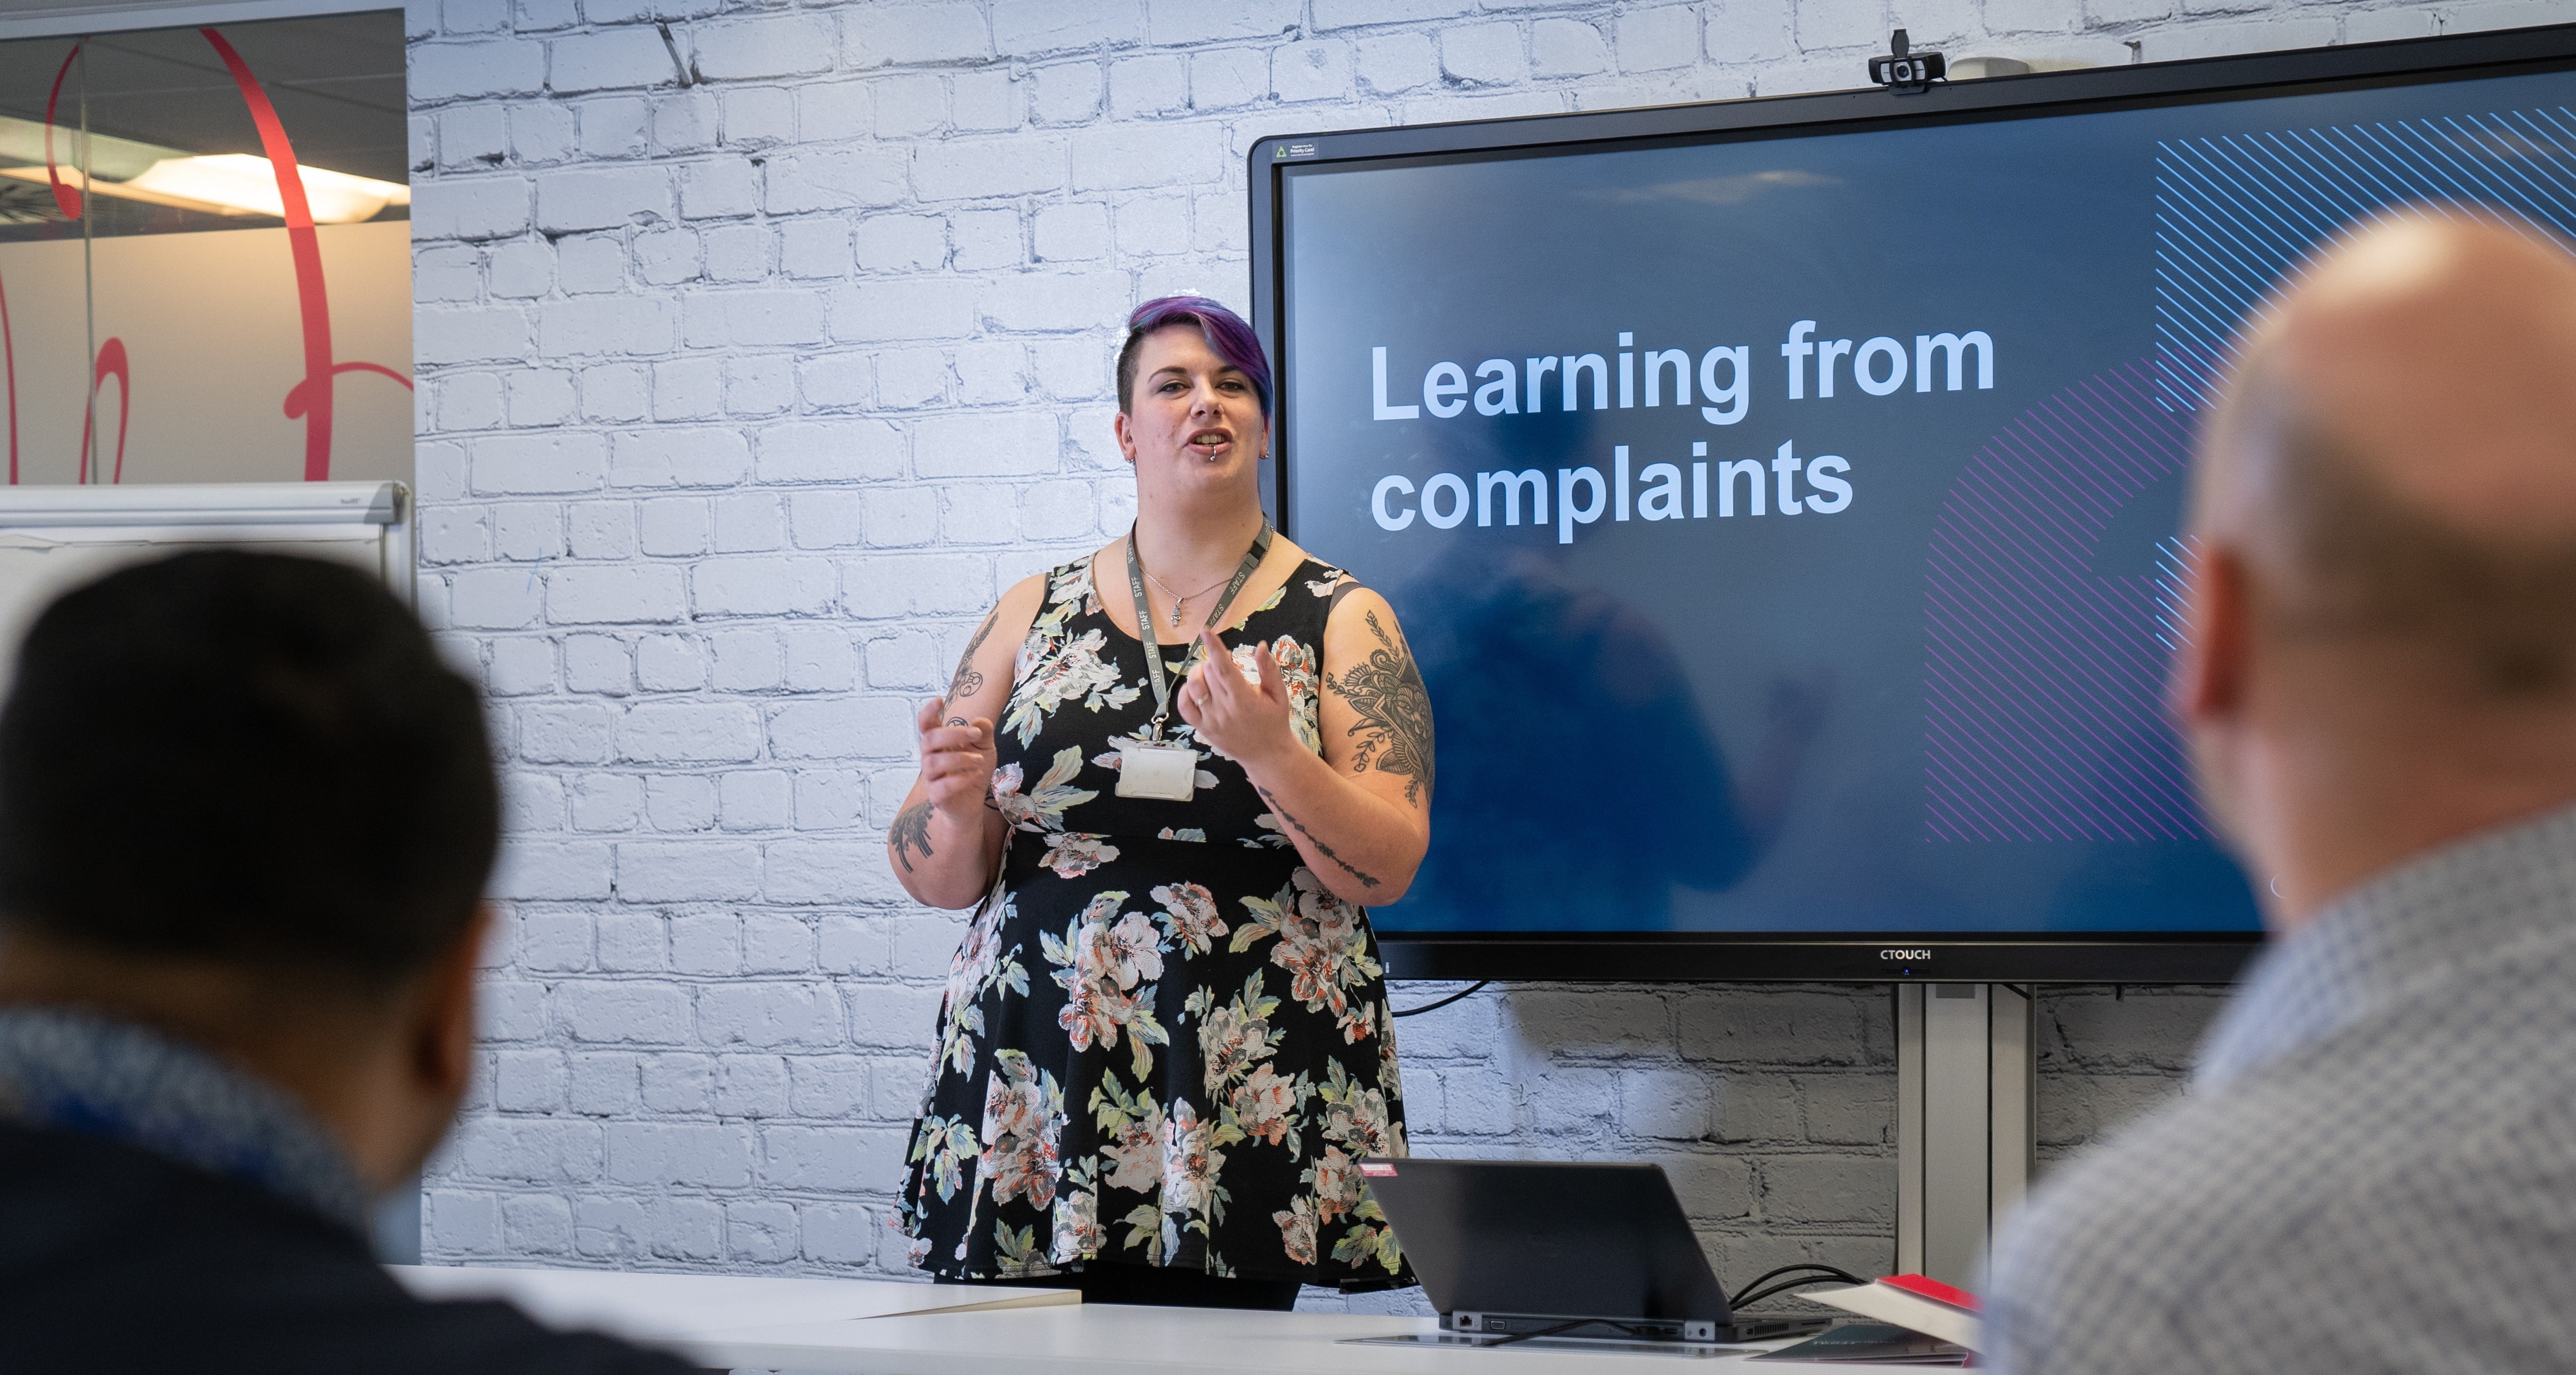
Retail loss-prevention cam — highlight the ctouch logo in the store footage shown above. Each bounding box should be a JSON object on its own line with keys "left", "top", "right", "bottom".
{"left": 1881, "top": 949, "right": 1933, "bottom": 961}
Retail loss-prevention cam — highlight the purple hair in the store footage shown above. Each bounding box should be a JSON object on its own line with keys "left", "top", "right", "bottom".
{"left": 1117, "top": 295, "right": 1273, "bottom": 417}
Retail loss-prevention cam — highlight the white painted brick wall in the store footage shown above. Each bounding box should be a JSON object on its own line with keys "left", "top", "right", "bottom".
{"left": 407, "top": 0, "right": 2568, "bottom": 1313}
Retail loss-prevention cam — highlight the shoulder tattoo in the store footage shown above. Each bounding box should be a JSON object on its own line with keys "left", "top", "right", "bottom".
{"left": 948, "top": 607, "right": 1000, "bottom": 703}
{"left": 1324, "top": 608, "right": 1435, "bottom": 806}
{"left": 891, "top": 800, "right": 935, "bottom": 872}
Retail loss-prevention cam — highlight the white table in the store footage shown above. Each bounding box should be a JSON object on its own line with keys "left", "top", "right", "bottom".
{"left": 388, "top": 1265, "right": 1074, "bottom": 1359}
{"left": 693, "top": 1302, "right": 1813, "bottom": 1373}
{"left": 393, "top": 1265, "right": 1911, "bottom": 1372}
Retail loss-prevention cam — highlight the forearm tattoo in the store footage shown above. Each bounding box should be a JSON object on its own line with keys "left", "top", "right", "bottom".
{"left": 1254, "top": 783, "right": 1381, "bottom": 890}
{"left": 948, "top": 608, "right": 999, "bottom": 703}
{"left": 891, "top": 800, "right": 935, "bottom": 873}
{"left": 1324, "top": 609, "right": 1435, "bottom": 806}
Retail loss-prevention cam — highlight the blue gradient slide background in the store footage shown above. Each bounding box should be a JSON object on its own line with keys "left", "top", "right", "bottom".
{"left": 1279, "top": 68, "right": 2576, "bottom": 935}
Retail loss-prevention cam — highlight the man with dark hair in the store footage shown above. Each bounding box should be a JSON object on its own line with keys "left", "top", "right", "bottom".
{"left": 1983, "top": 215, "right": 2576, "bottom": 1371}
{"left": 0, "top": 551, "right": 692, "bottom": 1372}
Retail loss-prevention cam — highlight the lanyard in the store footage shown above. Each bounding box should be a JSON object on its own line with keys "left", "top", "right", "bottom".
{"left": 1126, "top": 520, "right": 1272, "bottom": 740}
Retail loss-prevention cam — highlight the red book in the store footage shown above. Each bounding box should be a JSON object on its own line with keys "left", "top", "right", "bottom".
{"left": 1802, "top": 1274, "right": 1982, "bottom": 1352}
{"left": 1879, "top": 1273, "right": 1980, "bottom": 1313}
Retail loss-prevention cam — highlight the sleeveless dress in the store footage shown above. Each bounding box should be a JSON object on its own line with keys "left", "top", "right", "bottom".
{"left": 897, "top": 553, "right": 1411, "bottom": 1287}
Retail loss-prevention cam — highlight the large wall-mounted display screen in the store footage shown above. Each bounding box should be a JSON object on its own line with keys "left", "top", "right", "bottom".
{"left": 1253, "top": 27, "right": 2576, "bottom": 980}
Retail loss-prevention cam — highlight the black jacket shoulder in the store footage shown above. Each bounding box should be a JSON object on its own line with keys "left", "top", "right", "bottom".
{"left": 0, "top": 1124, "right": 699, "bottom": 1374}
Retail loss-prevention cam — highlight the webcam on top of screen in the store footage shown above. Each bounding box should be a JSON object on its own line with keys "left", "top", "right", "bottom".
{"left": 1868, "top": 30, "right": 1946, "bottom": 95}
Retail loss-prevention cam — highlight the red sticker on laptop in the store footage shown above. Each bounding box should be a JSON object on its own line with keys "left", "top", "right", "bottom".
{"left": 1359, "top": 1162, "right": 1398, "bottom": 1177}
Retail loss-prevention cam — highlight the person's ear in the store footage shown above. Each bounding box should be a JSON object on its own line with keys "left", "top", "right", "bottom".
{"left": 1112, "top": 408, "right": 1138, "bottom": 467}
{"left": 413, "top": 904, "right": 490, "bottom": 1119}
{"left": 356, "top": 903, "right": 491, "bottom": 1194}
{"left": 2175, "top": 540, "right": 2251, "bottom": 727}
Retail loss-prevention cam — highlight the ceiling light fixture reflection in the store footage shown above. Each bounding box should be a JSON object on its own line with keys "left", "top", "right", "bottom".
{"left": 130, "top": 154, "right": 410, "bottom": 222}
{"left": 0, "top": 154, "right": 409, "bottom": 224}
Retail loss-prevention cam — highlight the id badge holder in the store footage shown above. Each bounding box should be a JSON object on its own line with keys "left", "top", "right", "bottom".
{"left": 1116, "top": 740, "right": 1198, "bottom": 801}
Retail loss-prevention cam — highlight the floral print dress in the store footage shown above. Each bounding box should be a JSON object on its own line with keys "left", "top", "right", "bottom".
{"left": 898, "top": 554, "right": 1410, "bottom": 1288}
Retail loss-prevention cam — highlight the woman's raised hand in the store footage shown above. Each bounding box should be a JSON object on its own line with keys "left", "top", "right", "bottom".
{"left": 1174, "top": 629, "right": 1296, "bottom": 770}
{"left": 915, "top": 696, "right": 997, "bottom": 820}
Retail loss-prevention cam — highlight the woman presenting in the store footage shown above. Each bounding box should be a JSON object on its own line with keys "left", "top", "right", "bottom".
{"left": 888, "top": 297, "right": 1433, "bottom": 1310}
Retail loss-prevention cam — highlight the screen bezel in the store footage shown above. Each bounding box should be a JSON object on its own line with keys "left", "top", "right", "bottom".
{"left": 1246, "top": 22, "right": 2576, "bottom": 984}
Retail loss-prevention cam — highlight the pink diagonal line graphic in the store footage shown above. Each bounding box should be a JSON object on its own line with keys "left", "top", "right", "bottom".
{"left": 1924, "top": 360, "right": 2204, "bottom": 841}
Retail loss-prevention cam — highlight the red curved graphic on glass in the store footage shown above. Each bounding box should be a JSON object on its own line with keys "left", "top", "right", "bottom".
{"left": 204, "top": 26, "right": 359, "bottom": 482}
{"left": 284, "top": 360, "right": 414, "bottom": 419}
{"left": 78, "top": 338, "right": 129, "bottom": 485}
{"left": 26, "top": 30, "right": 414, "bottom": 484}
{"left": 0, "top": 270, "right": 17, "bottom": 485}
{"left": 43, "top": 45, "right": 82, "bottom": 220}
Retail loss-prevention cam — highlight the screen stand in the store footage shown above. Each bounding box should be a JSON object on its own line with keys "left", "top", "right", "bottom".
{"left": 1894, "top": 983, "right": 2035, "bottom": 1287}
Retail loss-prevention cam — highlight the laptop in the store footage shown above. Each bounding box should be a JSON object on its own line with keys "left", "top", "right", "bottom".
{"left": 1360, "top": 1158, "right": 1833, "bottom": 1347}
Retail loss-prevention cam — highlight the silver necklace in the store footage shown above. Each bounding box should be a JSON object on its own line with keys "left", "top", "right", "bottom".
{"left": 1138, "top": 560, "right": 1234, "bottom": 629}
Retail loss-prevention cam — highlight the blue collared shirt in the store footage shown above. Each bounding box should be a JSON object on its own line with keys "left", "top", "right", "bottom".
{"left": 1985, "top": 803, "right": 2576, "bottom": 1374}
{"left": 0, "top": 1006, "right": 371, "bottom": 1238}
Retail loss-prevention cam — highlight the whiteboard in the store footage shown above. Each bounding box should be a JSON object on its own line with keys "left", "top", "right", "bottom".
{"left": 0, "top": 481, "right": 411, "bottom": 692}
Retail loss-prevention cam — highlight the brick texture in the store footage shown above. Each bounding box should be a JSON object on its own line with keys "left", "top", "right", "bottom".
{"left": 410, "top": 0, "right": 2555, "bottom": 1317}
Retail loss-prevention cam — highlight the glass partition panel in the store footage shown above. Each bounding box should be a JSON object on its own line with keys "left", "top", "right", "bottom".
{"left": 0, "top": 12, "right": 409, "bottom": 485}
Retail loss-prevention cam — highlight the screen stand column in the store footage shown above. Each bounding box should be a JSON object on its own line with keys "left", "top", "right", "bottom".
{"left": 1894, "top": 983, "right": 2035, "bottom": 1287}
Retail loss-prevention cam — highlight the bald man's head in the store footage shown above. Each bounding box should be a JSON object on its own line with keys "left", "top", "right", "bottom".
{"left": 2198, "top": 213, "right": 2576, "bottom": 696}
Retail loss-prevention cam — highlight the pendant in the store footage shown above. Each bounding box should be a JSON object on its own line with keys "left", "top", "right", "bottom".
{"left": 1168, "top": 601, "right": 1185, "bottom": 628}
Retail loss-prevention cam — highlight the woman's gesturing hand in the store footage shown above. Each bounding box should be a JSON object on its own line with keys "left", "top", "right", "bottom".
{"left": 915, "top": 696, "right": 997, "bottom": 821}
{"left": 1175, "top": 629, "right": 1297, "bottom": 772}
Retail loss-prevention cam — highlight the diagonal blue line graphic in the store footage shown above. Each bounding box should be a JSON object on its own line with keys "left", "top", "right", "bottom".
{"left": 2156, "top": 103, "right": 2576, "bottom": 412}
{"left": 1936, "top": 98, "right": 2576, "bottom": 842}
{"left": 2456, "top": 115, "right": 2576, "bottom": 221}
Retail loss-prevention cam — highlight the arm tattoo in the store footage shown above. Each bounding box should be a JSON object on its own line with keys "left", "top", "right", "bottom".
{"left": 1323, "top": 609, "right": 1435, "bottom": 806}
{"left": 891, "top": 801, "right": 935, "bottom": 873}
{"left": 948, "top": 608, "right": 1000, "bottom": 703}
{"left": 1254, "top": 783, "right": 1380, "bottom": 889}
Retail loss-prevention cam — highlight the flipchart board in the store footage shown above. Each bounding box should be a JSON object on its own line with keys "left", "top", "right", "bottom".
{"left": 0, "top": 480, "right": 422, "bottom": 1259}
{"left": 0, "top": 481, "right": 412, "bottom": 689}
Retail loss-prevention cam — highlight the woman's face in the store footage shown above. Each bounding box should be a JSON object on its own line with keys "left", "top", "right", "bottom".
{"left": 1116, "top": 324, "right": 1270, "bottom": 504}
